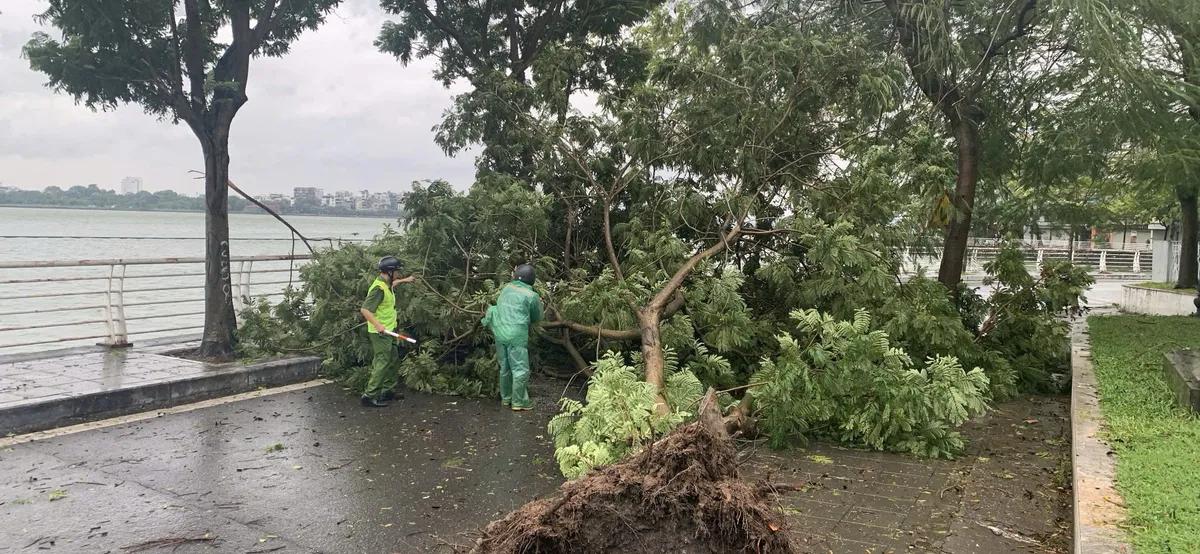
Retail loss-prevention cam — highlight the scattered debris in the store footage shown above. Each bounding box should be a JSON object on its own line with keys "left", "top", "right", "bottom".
{"left": 978, "top": 523, "right": 1040, "bottom": 545}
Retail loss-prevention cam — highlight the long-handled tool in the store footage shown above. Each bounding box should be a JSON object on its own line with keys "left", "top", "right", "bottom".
{"left": 384, "top": 330, "right": 417, "bottom": 344}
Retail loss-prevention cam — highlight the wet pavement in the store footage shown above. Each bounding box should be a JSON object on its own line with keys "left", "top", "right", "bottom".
{"left": 743, "top": 395, "right": 1073, "bottom": 553}
{"left": 0, "top": 380, "right": 567, "bottom": 554}
{"left": 1, "top": 373, "right": 1072, "bottom": 554}
{"left": 0, "top": 343, "right": 319, "bottom": 434}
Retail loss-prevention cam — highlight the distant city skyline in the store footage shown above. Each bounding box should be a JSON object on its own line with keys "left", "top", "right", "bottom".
{"left": 0, "top": 1, "right": 478, "bottom": 195}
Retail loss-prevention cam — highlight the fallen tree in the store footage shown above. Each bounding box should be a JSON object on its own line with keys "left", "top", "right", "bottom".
{"left": 468, "top": 389, "right": 795, "bottom": 554}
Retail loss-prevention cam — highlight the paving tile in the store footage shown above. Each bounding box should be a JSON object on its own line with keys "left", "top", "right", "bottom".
{"left": 789, "top": 484, "right": 856, "bottom": 505}
{"left": 843, "top": 506, "right": 908, "bottom": 528}
{"left": 132, "top": 369, "right": 206, "bottom": 383}
{"left": 44, "top": 381, "right": 105, "bottom": 396}
{"left": 783, "top": 513, "right": 840, "bottom": 535}
{"left": 799, "top": 535, "right": 894, "bottom": 554}
{"left": 829, "top": 520, "right": 907, "bottom": 544}
{"left": 835, "top": 455, "right": 937, "bottom": 477}
{"left": 808, "top": 474, "right": 927, "bottom": 501}
{"left": 779, "top": 497, "right": 850, "bottom": 521}
{"left": 840, "top": 492, "right": 916, "bottom": 514}
{"left": 12, "top": 387, "right": 75, "bottom": 401}
{"left": 85, "top": 377, "right": 148, "bottom": 391}
{"left": 0, "top": 392, "right": 26, "bottom": 406}
{"left": 2, "top": 392, "right": 71, "bottom": 408}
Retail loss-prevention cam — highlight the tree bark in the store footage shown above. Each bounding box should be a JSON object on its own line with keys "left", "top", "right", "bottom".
{"left": 197, "top": 127, "right": 238, "bottom": 359}
{"left": 636, "top": 224, "right": 742, "bottom": 411}
{"left": 636, "top": 307, "right": 667, "bottom": 411}
{"left": 1177, "top": 188, "right": 1199, "bottom": 289}
{"left": 937, "top": 117, "right": 982, "bottom": 298}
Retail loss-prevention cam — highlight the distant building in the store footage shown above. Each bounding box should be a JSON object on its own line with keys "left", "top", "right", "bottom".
{"left": 371, "top": 192, "right": 396, "bottom": 211}
{"left": 294, "top": 187, "right": 322, "bottom": 204}
{"left": 121, "top": 177, "right": 143, "bottom": 195}
{"left": 333, "top": 190, "right": 355, "bottom": 208}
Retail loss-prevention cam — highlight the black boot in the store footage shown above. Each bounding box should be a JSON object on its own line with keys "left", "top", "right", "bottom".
{"left": 381, "top": 390, "right": 404, "bottom": 401}
{"left": 360, "top": 395, "right": 389, "bottom": 408}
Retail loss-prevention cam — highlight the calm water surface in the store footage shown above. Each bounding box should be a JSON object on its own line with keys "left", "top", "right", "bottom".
{"left": 0, "top": 207, "right": 397, "bottom": 354}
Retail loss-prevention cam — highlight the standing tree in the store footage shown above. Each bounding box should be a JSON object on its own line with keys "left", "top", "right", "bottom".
{"left": 1064, "top": 0, "right": 1200, "bottom": 287}
{"left": 25, "top": 0, "right": 341, "bottom": 356}
{"left": 837, "top": 0, "right": 1053, "bottom": 295}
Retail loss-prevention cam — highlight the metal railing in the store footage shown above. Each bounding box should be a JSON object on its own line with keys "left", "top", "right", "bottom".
{"left": 900, "top": 245, "right": 1153, "bottom": 275}
{"left": 966, "top": 238, "right": 1153, "bottom": 252}
{"left": 0, "top": 254, "right": 310, "bottom": 354}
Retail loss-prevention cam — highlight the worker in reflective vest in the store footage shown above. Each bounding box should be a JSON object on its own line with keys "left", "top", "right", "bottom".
{"left": 359, "top": 256, "right": 413, "bottom": 407}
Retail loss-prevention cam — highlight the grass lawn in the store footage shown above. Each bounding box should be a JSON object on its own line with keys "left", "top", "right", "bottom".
{"left": 1134, "top": 281, "right": 1199, "bottom": 295}
{"left": 1088, "top": 315, "right": 1200, "bottom": 554}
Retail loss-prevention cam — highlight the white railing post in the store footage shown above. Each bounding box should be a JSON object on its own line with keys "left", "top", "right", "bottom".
{"left": 241, "top": 260, "right": 253, "bottom": 305}
{"left": 1099, "top": 250, "right": 1108, "bottom": 273}
{"left": 1133, "top": 250, "right": 1141, "bottom": 273}
{"left": 102, "top": 264, "right": 117, "bottom": 345}
{"left": 231, "top": 260, "right": 244, "bottom": 313}
{"left": 114, "top": 264, "right": 128, "bottom": 344}
{"left": 1036, "top": 249, "right": 1044, "bottom": 271}
{"left": 101, "top": 264, "right": 130, "bottom": 347}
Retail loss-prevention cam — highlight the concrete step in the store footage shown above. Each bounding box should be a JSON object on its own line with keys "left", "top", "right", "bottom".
{"left": 0, "top": 346, "right": 321, "bottom": 435}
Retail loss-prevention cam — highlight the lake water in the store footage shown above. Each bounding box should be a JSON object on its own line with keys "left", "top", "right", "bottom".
{"left": 0, "top": 207, "right": 398, "bottom": 355}
{"left": 0, "top": 207, "right": 396, "bottom": 262}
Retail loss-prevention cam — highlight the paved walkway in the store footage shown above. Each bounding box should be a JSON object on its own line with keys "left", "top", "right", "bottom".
{"left": 742, "top": 395, "right": 1073, "bottom": 553}
{"left": 0, "top": 342, "right": 319, "bottom": 434}
{"left": 1, "top": 374, "right": 1071, "bottom": 554}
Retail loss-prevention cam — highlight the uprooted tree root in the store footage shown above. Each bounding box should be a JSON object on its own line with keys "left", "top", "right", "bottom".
{"left": 468, "top": 389, "right": 797, "bottom": 554}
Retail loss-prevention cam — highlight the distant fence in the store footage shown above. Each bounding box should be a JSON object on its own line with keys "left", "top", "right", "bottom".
{"left": 966, "top": 238, "right": 1152, "bottom": 252}
{"left": 1, "top": 241, "right": 1155, "bottom": 356}
{"left": 0, "top": 254, "right": 310, "bottom": 355}
{"left": 901, "top": 246, "right": 1151, "bottom": 276}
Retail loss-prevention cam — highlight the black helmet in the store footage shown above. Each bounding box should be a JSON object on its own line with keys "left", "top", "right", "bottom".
{"left": 379, "top": 256, "right": 402, "bottom": 273}
{"left": 514, "top": 264, "right": 535, "bottom": 285}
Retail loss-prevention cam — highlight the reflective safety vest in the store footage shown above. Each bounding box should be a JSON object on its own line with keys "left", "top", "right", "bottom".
{"left": 366, "top": 278, "right": 396, "bottom": 334}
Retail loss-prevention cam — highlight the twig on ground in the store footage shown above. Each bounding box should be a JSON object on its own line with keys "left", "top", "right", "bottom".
{"left": 325, "top": 459, "right": 356, "bottom": 471}
{"left": 122, "top": 535, "right": 216, "bottom": 552}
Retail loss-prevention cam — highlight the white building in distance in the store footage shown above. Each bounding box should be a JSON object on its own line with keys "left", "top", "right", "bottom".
{"left": 121, "top": 177, "right": 143, "bottom": 195}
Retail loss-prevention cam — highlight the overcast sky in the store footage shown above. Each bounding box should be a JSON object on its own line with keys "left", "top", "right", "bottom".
{"left": 0, "top": 0, "right": 477, "bottom": 196}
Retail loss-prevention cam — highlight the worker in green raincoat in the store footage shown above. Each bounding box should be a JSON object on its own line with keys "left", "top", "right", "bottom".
{"left": 481, "top": 264, "right": 543, "bottom": 411}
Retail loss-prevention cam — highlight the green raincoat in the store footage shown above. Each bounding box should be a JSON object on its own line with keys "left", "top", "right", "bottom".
{"left": 482, "top": 280, "right": 543, "bottom": 408}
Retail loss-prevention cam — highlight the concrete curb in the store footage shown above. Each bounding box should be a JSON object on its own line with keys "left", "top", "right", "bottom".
{"left": 1070, "top": 314, "right": 1132, "bottom": 554}
{"left": 0, "top": 356, "right": 321, "bottom": 435}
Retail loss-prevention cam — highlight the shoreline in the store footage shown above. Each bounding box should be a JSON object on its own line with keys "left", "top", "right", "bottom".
{"left": 0, "top": 204, "right": 400, "bottom": 220}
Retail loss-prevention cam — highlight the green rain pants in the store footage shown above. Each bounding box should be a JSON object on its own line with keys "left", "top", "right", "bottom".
{"left": 365, "top": 332, "right": 401, "bottom": 399}
{"left": 497, "top": 343, "right": 531, "bottom": 408}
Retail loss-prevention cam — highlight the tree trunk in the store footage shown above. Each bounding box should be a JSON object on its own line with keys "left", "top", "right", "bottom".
{"left": 602, "top": 199, "right": 624, "bottom": 280}
{"left": 636, "top": 307, "right": 669, "bottom": 413}
{"left": 938, "top": 118, "right": 982, "bottom": 298}
{"left": 197, "top": 128, "right": 238, "bottom": 359}
{"left": 1177, "top": 188, "right": 1199, "bottom": 289}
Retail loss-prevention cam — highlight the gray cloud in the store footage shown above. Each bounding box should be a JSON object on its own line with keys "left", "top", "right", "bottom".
{"left": 0, "top": 0, "right": 477, "bottom": 196}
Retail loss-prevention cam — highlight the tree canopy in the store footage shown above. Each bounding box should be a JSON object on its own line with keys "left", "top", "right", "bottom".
{"left": 238, "top": 0, "right": 1096, "bottom": 471}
